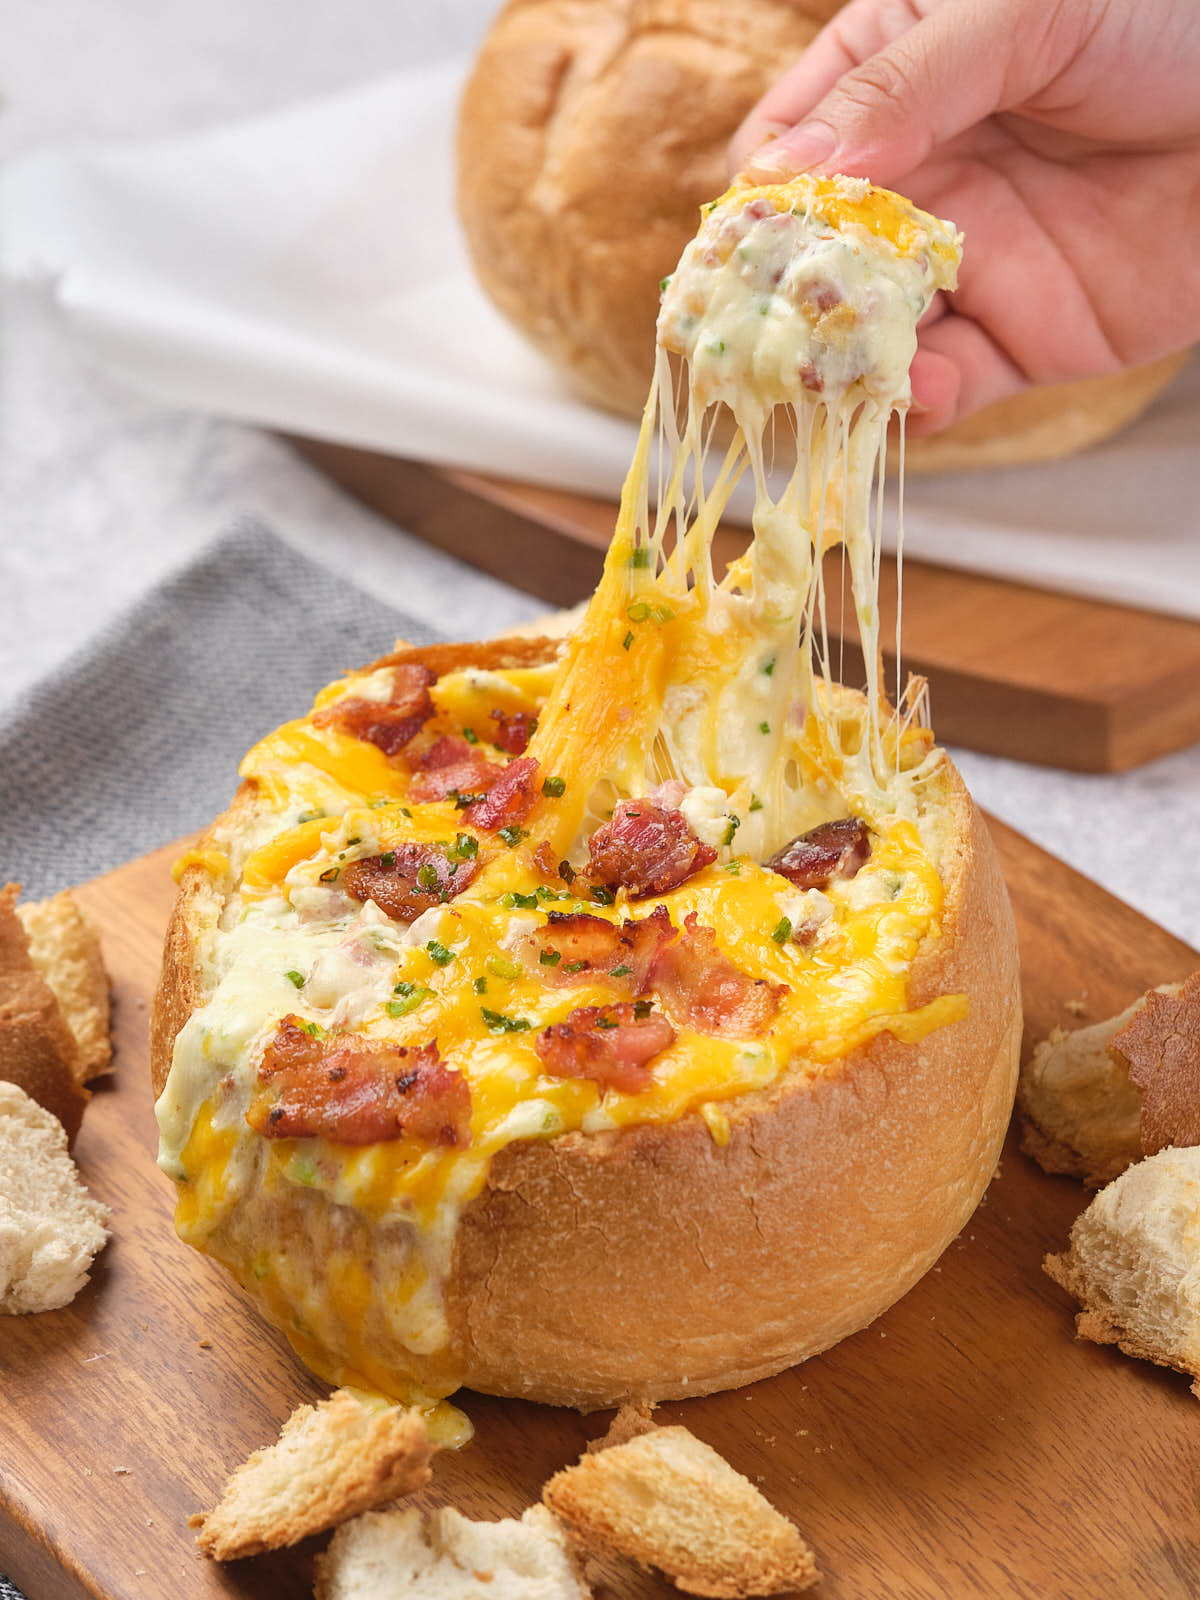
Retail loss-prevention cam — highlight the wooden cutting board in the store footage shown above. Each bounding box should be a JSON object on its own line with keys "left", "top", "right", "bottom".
{"left": 2, "top": 822, "right": 1198, "bottom": 1600}
{"left": 287, "top": 438, "right": 1200, "bottom": 775}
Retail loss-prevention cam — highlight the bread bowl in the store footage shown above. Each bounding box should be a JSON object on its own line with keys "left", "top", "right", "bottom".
{"left": 151, "top": 175, "right": 1021, "bottom": 1414}
{"left": 456, "top": 0, "right": 1190, "bottom": 467}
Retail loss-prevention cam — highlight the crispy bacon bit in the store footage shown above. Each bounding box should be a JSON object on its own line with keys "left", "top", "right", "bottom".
{"left": 249, "top": 1020, "right": 470, "bottom": 1146}
{"left": 342, "top": 846, "right": 478, "bottom": 921}
{"left": 767, "top": 818, "right": 870, "bottom": 890}
{"left": 534, "top": 840, "right": 558, "bottom": 877}
{"left": 312, "top": 665, "right": 435, "bottom": 756}
{"left": 1111, "top": 972, "right": 1200, "bottom": 1156}
{"left": 464, "top": 757, "right": 540, "bottom": 832}
{"left": 587, "top": 801, "right": 718, "bottom": 899}
{"left": 650, "top": 914, "right": 786, "bottom": 1038}
{"left": 530, "top": 905, "right": 675, "bottom": 994}
{"left": 408, "top": 736, "right": 503, "bottom": 803}
{"left": 535, "top": 1002, "right": 675, "bottom": 1094}
{"left": 489, "top": 708, "right": 536, "bottom": 754}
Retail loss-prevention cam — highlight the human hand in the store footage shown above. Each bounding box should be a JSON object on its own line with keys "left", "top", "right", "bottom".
{"left": 728, "top": 0, "right": 1200, "bottom": 433}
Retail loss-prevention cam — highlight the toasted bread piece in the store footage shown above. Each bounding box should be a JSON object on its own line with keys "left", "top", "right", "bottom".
{"left": 0, "top": 1080, "right": 109, "bottom": 1314}
{"left": 190, "top": 1390, "right": 435, "bottom": 1561}
{"left": 1109, "top": 973, "right": 1200, "bottom": 1156}
{"left": 1044, "top": 1145, "right": 1200, "bottom": 1395}
{"left": 314, "top": 1503, "right": 589, "bottom": 1600}
{"left": 0, "top": 884, "right": 89, "bottom": 1140}
{"left": 17, "top": 890, "right": 112, "bottom": 1080}
{"left": 588, "top": 1402, "right": 657, "bottom": 1452}
{"left": 543, "top": 1425, "right": 818, "bottom": 1597}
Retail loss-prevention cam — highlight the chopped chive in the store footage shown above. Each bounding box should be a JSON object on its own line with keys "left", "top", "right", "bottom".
{"left": 298, "top": 1020, "right": 324, "bottom": 1039}
{"left": 709, "top": 339, "right": 726, "bottom": 354}
{"left": 771, "top": 917, "right": 793, "bottom": 944}
{"left": 759, "top": 721, "right": 771, "bottom": 735}
{"left": 416, "top": 862, "right": 439, "bottom": 890}
{"left": 722, "top": 816, "right": 741, "bottom": 847}
{"left": 658, "top": 275, "right": 671, "bottom": 292}
{"left": 486, "top": 953, "right": 521, "bottom": 979}
{"left": 500, "top": 890, "right": 539, "bottom": 911}
{"left": 480, "top": 1007, "right": 531, "bottom": 1034}
{"left": 539, "top": 949, "right": 562, "bottom": 967}
{"left": 594, "top": 1014, "right": 618, "bottom": 1029}
{"left": 610, "top": 963, "right": 632, "bottom": 977}
{"left": 763, "top": 657, "right": 776, "bottom": 676}
{"left": 345, "top": 836, "right": 361, "bottom": 847}
{"left": 558, "top": 860, "right": 576, "bottom": 884}
{"left": 563, "top": 960, "right": 588, "bottom": 974}
{"left": 650, "top": 605, "right": 675, "bottom": 624}
{"left": 297, "top": 809, "right": 326, "bottom": 823}
{"left": 749, "top": 795, "right": 763, "bottom": 813}
{"left": 452, "top": 832, "right": 478, "bottom": 860}
{"left": 625, "top": 601, "right": 651, "bottom": 623}
{"left": 633, "top": 999, "right": 652, "bottom": 1019}
{"left": 498, "top": 824, "right": 528, "bottom": 847}
{"left": 387, "top": 985, "right": 432, "bottom": 1017}
{"left": 380, "top": 850, "right": 395, "bottom": 867}
{"left": 425, "top": 940, "right": 454, "bottom": 967}
{"left": 724, "top": 862, "right": 742, "bottom": 875}
{"left": 453, "top": 791, "right": 484, "bottom": 810}
{"left": 285, "top": 970, "right": 305, "bottom": 989}
{"left": 542, "top": 775, "right": 566, "bottom": 798}
{"left": 629, "top": 547, "right": 650, "bottom": 569}
{"left": 401, "top": 806, "right": 412, "bottom": 818}
{"left": 622, "top": 631, "right": 634, "bottom": 651}
{"left": 473, "top": 976, "right": 488, "bottom": 994}
{"left": 318, "top": 866, "right": 340, "bottom": 883}
{"left": 590, "top": 885, "right": 616, "bottom": 906}
{"left": 462, "top": 727, "right": 479, "bottom": 744}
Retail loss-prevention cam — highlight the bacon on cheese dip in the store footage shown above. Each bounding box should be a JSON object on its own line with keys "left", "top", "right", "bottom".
{"left": 155, "top": 176, "right": 966, "bottom": 1418}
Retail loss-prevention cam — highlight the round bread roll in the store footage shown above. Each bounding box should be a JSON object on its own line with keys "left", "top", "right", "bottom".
{"left": 457, "top": 0, "right": 1189, "bottom": 471}
{"left": 151, "top": 633, "right": 1020, "bottom": 1412}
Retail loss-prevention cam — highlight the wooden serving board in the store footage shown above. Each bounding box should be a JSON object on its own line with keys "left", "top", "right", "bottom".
{"left": 2, "top": 823, "right": 1199, "bottom": 1600}
{"left": 288, "top": 438, "right": 1200, "bottom": 775}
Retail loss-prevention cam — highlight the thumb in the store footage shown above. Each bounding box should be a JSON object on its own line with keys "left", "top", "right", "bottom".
{"left": 744, "top": 0, "right": 1063, "bottom": 185}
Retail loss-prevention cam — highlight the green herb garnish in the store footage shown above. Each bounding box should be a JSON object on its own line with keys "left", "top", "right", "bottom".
{"left": 498, "top": 825, "right": 528, "bottom": 847}
{"left": 480, "top": 1007, "right": 531, "bottom": 1034}
{"left": 539, "top": 949, "right": 562, "bottom": 967}
{"left": 542, "top": 775, "right": 566, "bottom": 798}
{"left": 771, "top": 917, "right": 792, "bottom": 944}
{"left": 425, "top": 940, "right": 454, "bottom": 967}
{"left": 285, "top": 970, "right": 305, "bottom": 989}
{"left": 486, "top": 953, "right": 521, "bottom": 979}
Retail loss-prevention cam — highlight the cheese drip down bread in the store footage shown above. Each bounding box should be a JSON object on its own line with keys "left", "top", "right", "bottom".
{"left": 151, "top": 177, "right": 1021, "bottom": 1413}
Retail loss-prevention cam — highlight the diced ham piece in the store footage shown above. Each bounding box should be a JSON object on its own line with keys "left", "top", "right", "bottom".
{"left": 489, "top": 708, "right": 536, "bottom": 754}
{"left": 408, "top": 736, "right": 504, "bottom": 803}
{"left": 535, "top": 1002, "right": 676, "bottom": 1095}
{"left": 248, "top": 1019, "right": 470, "bottom": 1146}
{"left": 342, "top": 845, "right": 478, "bottom": 922}
{"left": 767, "top": 818, "right": 870, "bottom": 890}
{"left": 650, "top": 914, "right": 786, "bottom": 1038}
{"left": 529, "top": 905, "right": 675, "bottom": 993}
{"left": 587, "top": 801, "right": 718, "bottom": 898}
{"left": 312, "top": 664, "right": 435, "bottom": 756}
{"left": 464, "top": 757, "right": 540, "bottom": 832}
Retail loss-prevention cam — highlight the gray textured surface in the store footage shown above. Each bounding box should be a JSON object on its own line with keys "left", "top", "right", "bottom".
{"left": 0, "top": 522, "right": 435, "bottom": 894}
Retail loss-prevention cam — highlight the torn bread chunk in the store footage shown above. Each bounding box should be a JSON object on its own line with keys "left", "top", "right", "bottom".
{"left": 1109, "top": 972, "right": 1200, "bottom": 1156}
{"left": 1018, "top": 985, "right": 1182, "bottom": 1186}
{"left": 1044, "top": 1145, "right": 1200, "bottom": 1395}
{"left": 190, "top": 1390, "right": 435, "bottom": 1560}
{"left": 314, "top": 1503, "right": 589, "bottom": 1600}
{"left": 543, "top": 1424, "right": 818, "bottom": 1597}
{"left": 0, "top": 884, "right": 89, "bottom": 1139}
{"left": 0, "top": 1080, "right": 109, "bottom": 1314}
{"left": 18, "top": 890, "right": 112, "bottom": 1080}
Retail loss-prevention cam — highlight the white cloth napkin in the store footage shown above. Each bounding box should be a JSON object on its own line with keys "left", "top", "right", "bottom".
{"left": 4, "top": 62, "right": 1199, "bottom": 618}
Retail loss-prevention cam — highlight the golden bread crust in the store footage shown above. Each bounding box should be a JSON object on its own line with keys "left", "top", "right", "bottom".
{"left": 151, "top": 633, "right": 1021, "bottom": 1408}
{"left": 0, "top": 883, "right": 89, "bottom": 1141}
{"left": 457, "top": 0, "right": 1189, "bottom": 464}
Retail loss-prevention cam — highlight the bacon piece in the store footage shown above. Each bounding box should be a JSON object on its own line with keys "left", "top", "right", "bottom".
{"left": 587, "top": 801, "right": 718, "bottom": 899}
{"left": 535, "top": 1002, "right": 675, "bottom": 1095}
{"left": 342, "top": 846, "right": 478, "bottom": 922}
{"left": 767, "top": 818, "right": 870, "bottom": 890}
{"left": 530, "top": 905, "right": 675, "bottom": 994}
{"left": 489, "top": 708, "right": 536, "bottom": 754}
{"left": 312, "top": 665, "right": 435, "bottom": 756}
{"left": 408, "top": 736, "right": 503, "bottom": 803}
{"left": 249, "top": 1020, "right": 470, "bottom": 1147}
{"left": 650, "top": 914, "right": 786, "bottom": 1039}
{"left": 464, "top": 756, "right": 540, "bottom": 832}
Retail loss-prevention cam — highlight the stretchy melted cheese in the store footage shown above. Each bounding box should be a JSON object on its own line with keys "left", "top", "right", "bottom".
{"left": 156, "top": 175, "right": 964, "bottom": 1415}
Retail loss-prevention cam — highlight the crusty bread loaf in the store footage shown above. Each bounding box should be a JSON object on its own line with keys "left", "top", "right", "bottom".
{"left": 0, "top": 883, "right": 89, "bottom": 1140}
{"left": 18, "top": 889, "right": 112, "bottom": 1080}
{"left": 1109, "top": 972, "right": 1200, "bottom": 1157}
{"left": 1044, "top": 1145, "right": 1200, "bottom": 1395}
{"left": 457, "top": 0, "right": 1189, "bottom": 466}
{"left": 190, "top": 1389, "right": 434, "bottom": 1561}
{"left": 0, "top": 1080, "right": 109, "bottom": 1314}
{"left": 314, "top": 1504, "right": 589, "bottom": 1600}
{"left": 544, "top": 1423, "right": 818, "bottom": 1596}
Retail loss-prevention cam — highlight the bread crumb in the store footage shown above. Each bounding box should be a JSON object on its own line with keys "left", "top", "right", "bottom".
{"left": 191, "top": 1389, "right": 435, "bottom": 1561}
{"left": 544, "top": 1423, "right": 818, "bottom": 1596}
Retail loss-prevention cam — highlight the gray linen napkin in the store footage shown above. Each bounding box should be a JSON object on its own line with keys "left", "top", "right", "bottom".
{"left": 0, "top": 521, "right": 439, "bottom": 895}
{"left": 0, "top": 522, "right": 439, "bottom": 1600}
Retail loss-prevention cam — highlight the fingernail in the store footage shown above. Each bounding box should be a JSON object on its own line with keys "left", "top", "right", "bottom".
{"left": 746, "top": 121, "right": 838, "bottom": 180}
